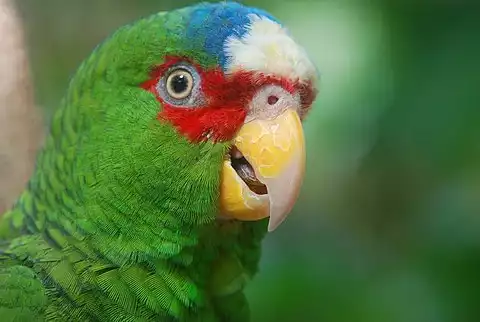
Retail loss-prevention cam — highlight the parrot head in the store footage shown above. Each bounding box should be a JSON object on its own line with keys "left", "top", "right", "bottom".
{"left": 136, "top": 3, "right": 318, "bottom": 232}
{"left": 39, "top": 2, "right": 318, "bottom": 260}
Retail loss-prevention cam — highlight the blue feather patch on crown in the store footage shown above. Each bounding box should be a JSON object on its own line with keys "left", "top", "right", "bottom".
{"left": 186, "top": 2, "right": 279, "bottom": 70}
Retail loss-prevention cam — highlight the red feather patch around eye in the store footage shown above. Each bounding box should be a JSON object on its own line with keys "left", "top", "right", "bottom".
{"left": 140, "top": 56, "right": 314, "bottom": 143}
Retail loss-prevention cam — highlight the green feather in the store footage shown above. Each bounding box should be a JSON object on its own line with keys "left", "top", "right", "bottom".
{"left": 0, "top": 265, "right": 47, "bottom": 321}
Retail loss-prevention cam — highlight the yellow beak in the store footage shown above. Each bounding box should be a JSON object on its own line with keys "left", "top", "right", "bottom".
{"left": 220, "top": 109, "right": 306, "bottom": 231}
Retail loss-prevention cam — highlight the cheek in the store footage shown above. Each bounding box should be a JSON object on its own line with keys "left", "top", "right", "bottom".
{"left": 159, "top": 105, "right": 247, "bottom": 143}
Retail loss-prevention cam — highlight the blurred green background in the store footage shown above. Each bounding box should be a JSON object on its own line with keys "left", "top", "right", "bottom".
{"left": 14, "top": 0, "right": 480, "bottom": 321}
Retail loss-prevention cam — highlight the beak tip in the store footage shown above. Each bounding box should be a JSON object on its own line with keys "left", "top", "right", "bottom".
{"left": 267, "top": 226, "right": 277, "bottom": 232}
{"left": 267, "top": 215, "right": 287, "bottom": 232}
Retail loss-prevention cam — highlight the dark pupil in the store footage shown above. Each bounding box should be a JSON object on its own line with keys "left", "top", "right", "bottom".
{"left": 171, "top": 74, "right": 188, "bottom": 93}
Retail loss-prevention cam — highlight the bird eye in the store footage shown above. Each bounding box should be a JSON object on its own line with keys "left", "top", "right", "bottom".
{"left": 156, "top": 63, "right": 201, "bottom": 107}
{"left": 165, "top": 69, "right": 194, "bottom": 100}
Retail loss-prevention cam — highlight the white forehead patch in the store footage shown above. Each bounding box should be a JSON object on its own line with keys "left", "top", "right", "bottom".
{"left": 224, "top": 14, "right": 317, "bottom": 84}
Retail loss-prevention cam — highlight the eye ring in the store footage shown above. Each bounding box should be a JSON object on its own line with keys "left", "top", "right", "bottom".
{"left": 165, "top": 68, "right": 194, "bottom": 100}
{"left": 156, "top": 62, "right": 202, "bottom": 107}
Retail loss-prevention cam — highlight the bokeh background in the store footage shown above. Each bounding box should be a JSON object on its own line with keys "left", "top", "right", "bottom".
{"left": 12, "top": 0, "right": 480, "bottom": 321}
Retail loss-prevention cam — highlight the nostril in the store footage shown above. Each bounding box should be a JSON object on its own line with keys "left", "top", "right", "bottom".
{"left": 267, "top": 95, "right": 279, "bottom": 105}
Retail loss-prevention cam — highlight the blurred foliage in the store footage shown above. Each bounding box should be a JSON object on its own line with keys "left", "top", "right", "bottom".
{"left": 14, "top": 0, "right": 480, "bottom": 321}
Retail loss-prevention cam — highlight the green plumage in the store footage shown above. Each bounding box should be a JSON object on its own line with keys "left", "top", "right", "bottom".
{"left": 0, "top": 4, "right": 269, "bottom": 322}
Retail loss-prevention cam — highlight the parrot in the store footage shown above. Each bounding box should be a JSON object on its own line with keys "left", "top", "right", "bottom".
{"left": 0, "top": 2, "right": 318, "bottom": 321}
